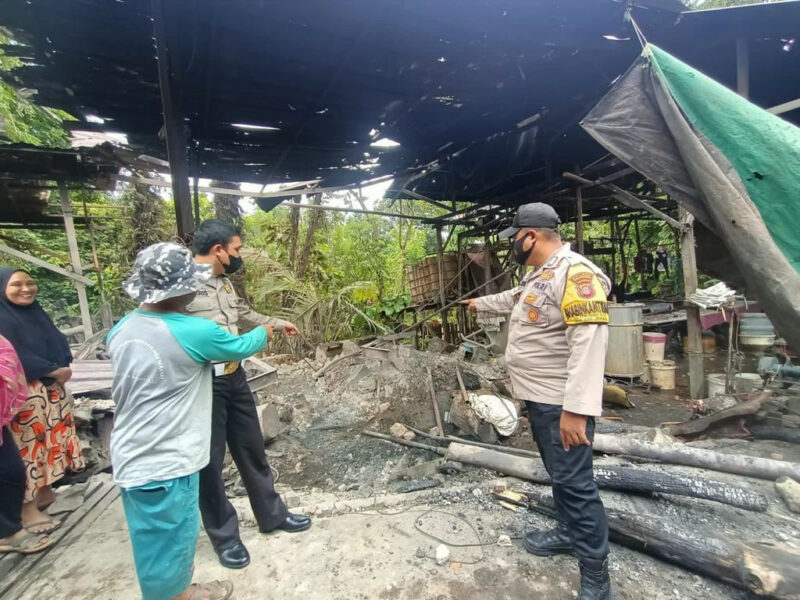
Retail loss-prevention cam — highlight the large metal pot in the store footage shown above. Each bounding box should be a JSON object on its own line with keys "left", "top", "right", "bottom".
{"left": 605, "top": 303, "right": 645, "bottom": 378}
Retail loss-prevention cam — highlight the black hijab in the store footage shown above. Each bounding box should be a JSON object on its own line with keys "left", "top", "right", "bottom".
{"left": 0, "top": 267, "right": 72, "bottom": 383}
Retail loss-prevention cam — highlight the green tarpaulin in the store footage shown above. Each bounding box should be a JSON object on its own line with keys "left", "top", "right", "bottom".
{"left": 582, "top": 44, "right": 800, "bottom": 350}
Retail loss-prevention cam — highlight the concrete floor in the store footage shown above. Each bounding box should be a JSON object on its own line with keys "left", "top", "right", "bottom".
{"left": 11, "top": 482, "right": 755, "bottom": 600}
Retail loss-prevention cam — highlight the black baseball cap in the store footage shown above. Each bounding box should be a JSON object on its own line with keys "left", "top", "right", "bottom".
{"left": 498, "top": 202, "right": 561, "bottom": 238}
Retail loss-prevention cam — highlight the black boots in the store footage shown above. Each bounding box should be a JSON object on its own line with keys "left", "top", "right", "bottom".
{"left": 216, "top": 541, "right": 250, "bottom": 569}
{"left": 579, "top": 558, "right": 613, "bottom": 600}
{"left": 271, "top": 512, "right": 312, "bottom": 533}
{"left": 522, "top": 523, "right": 574, "bottom": 556}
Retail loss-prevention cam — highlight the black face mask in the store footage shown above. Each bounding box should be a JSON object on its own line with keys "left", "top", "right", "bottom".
{"left": 512, "top": 235, "right": 534, "bottom": 265}
{"left": 222, "top": 252, "right": 243, "bottom": 274}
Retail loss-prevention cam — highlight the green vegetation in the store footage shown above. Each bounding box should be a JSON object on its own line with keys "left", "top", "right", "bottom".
{"left": 0, "top": 32, "right": 73, "bottom": 147}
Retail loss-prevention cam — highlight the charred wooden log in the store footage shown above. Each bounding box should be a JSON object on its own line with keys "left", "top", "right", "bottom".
{"left": 595, "top": 421, "right": 651, "bottom": 435}
{"left": 668, "top": 392, "right": 771, "bottom": 437}
{"left": 526, "top": 490, "right": 800, "bottom": 600}
{"left": 446, "top": 443, "right": 768, "bottom": 511}
{"left": 593, "top": 433, "right": 800, "bottom": 481}
{"left": 749, "top": 424, "right": 800, "bottom": 445}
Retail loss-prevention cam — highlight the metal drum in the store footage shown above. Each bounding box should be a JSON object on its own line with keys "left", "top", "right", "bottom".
{"left": 605, "top": 303, "right": 645, "bottom": 378}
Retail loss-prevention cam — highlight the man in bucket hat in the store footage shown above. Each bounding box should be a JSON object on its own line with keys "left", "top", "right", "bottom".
{"left": 464, "top": 203, "right": 614, "bottom": 600}
{"left": 107, "top": 242, "right": 270, "bottom": 600}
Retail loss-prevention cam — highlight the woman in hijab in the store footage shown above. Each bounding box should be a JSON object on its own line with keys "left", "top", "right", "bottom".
{"left": 0, "top": 334, "right": 53, "bottom": 554}
{"left": 0, "top": 268, "right": 84, "bottom": 533}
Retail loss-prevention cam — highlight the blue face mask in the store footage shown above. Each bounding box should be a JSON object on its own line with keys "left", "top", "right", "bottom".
{"left": 513, "top": 235, "right": 534, "bottom": 265}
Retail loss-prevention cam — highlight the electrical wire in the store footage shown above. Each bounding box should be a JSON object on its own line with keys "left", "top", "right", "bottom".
{"left": 330, "top": 501, "right": 525, "bottom": 565}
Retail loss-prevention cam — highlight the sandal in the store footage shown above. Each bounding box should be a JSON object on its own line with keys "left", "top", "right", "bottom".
{"left": 36, "top": 490, "right": 60, "bottom": 512}
{"left": 0, "top": 530, "right": 54, "bottom": 554}
{"left": 24, "top": 518, "right": 62, "bottom": 535}
{"left": 190, "top": 580, "right": 234, "bottom": 600}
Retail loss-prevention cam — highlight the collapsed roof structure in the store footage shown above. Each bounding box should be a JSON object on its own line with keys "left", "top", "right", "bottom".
{"left": 1, "top": 0, "right": 797, "bottom": 235}
{"left": 1, "top": 0, "right": 799, "bottom": 393}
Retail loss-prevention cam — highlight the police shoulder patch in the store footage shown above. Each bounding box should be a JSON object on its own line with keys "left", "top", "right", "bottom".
{"left": 539, "top": 269, "right": 555, "bottom": 281}
{"left": 523, "top": 293, "right": 538, "bottom": 305}
{"left": 561, "top": 264, "right": 609, "bottom": 325}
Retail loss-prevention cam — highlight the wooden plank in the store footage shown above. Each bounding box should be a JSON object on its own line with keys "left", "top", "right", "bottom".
{"left": 767, "top": 97, "right": 800, "bottom": 115}
{"left": 0, "top": 244, "right": 94, "bottom": 286}
{"left": 736, "top": 36, "right": 749, "bottom": 99}
{"left": 66, "top": 359, "right": 114, "bottom": 395}
{"left": 151, "top": 0, "right": 194, "bottom": 240}
{"left": 562, "top": 172, "right": 682, "bottom": 230}
{"left": 680, "top": 209, "right": 705, "bottom": 399}
{"left": 0, "top": 480, "right": 118, "bottom": 597}
{"left": 59, "top": 183, "right": 93, "bottom": 341}
{"left": 114, "top": 173, "right": 399, "bottom": 203}
{"left": 426, "top": 367, "right": 444, "bottom": 435}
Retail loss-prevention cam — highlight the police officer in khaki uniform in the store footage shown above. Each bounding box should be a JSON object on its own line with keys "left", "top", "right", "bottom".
{"left": 188, "top": 219, "right": 311, "bottom": 570}
{"left": 465, "top": 203, "right": 613, "bottom": 600}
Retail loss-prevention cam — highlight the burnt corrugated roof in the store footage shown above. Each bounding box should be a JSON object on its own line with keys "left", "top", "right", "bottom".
{"left": 0, "top": 0, "right": 797, "bottom": 208}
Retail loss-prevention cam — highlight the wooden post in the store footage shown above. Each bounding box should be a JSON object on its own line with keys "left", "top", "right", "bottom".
{"left": 736, "top": 37, "right": 749, "bottom": 99}
{"left": 482, "top": 235, "right": 492, "bottom": 293}
{"left": 59, "top": 183, "right": 93, "bottom": 341}
{"left": 81, "top": 197, "right": 113, "bottom": 330}
{"left": 576, "top": 187, "right": 585, "bottom": 255}
{"left": 610, "top": 217, "right": 617, "bottom": 289}
{"left": 634, "top": 218, "right": 645, "bottom": 290}
{"left": 436, "top": 225, "right": 448, "bottom": 343}
{"left": 193, "top": 177, "right": 200, "bottom": 223}
{"left": 457, "top": 232, "right": 465, "bottom": 337}
{"left": 152, "top": 0, "right": 194, "bottom": 241}
{"left": 680, "top": 208, "right": 704, "bottom": 399}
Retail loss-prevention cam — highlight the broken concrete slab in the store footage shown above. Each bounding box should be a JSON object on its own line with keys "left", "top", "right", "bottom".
{"left": 394, "top": 458, "right": 447, "bottom": 481}
{"left": 340, "top": 339, "right": 361, "bottom": 356}
{"left": 47, "top": 482, "right": 88, "bottom": 515}
{"left": 258, "top": 403, "right": 286, "bottom": 443}
{"left": 775, "top": 476, "right": 800, "bottom": 513}
{"left": 448, "top": 392, "right": 498, "bottom": 444}
{"left": 427, "top": 337, "right": 446, "bottom": 353}
{"left": 389, "top": 423, "right": 416, "bottom": 441}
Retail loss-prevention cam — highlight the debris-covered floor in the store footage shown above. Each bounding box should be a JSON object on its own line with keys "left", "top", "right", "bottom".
{"left": 7, "top": 345, "right": 800, "bottom": 599}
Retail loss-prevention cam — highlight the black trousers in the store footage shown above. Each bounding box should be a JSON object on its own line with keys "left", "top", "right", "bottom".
{"left": 526, "top": 401, "right": 609, "bottom": 562}
{"left": 0, "top": 427, "right": 26, "bottom": 539}
{"left": 199, "top": 367, "right": 288, "bottom": 550}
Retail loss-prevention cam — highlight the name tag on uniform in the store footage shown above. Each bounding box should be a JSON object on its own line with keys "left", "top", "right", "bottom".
{"left": 533, "top": 280, "right": 551, "bottom": 292}
{"left": 213, "top": 363, "right": 225, "bottom": 377}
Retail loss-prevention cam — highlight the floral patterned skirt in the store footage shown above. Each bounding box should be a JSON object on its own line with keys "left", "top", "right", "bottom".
{"left": 9, "top": 381, "right": 85, "bottom": 502}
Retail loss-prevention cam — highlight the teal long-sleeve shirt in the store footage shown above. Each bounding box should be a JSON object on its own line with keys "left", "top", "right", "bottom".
{"left": 107, "top": 310, "right": 267, "bottom": 488}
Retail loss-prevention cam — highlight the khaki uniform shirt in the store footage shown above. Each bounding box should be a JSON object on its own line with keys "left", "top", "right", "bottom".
{"left": 185, "top": 274, "right": 288, "bottom": 336}
{"left": 474, "top": 244, "right": 611, "bottom": 416}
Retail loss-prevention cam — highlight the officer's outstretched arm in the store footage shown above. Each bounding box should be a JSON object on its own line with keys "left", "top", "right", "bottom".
{"left": 472, "top": 286, "right": 523, "bottom": 315}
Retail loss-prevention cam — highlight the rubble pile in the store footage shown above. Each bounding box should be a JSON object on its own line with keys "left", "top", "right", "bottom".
{"left": 255, "top": 342, "right": 512, "bottom": 442}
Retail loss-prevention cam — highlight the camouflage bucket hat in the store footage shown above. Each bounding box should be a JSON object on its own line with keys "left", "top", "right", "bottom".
{"left": 123, "top": 242, "right": 212, "bottom": 304}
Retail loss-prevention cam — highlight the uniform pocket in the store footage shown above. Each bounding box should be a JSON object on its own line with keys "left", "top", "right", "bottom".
{"left": 185, "top": 296, "right": 215, "bottom": 314}
{"left": 517, "top": 293, "right": 549, "bottom": 327}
